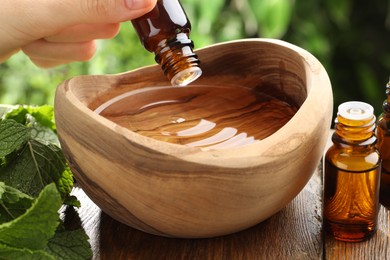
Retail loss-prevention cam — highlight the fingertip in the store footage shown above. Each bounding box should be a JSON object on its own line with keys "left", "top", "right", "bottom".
{"left": 29, "top": 59, "right": 66, "bottom": 69}
{"left": 102, "top": 23, "right": 121, "bottom": 39}
{"left": 123, "top": 0, "right": 157, "bottom": 20}
{"left": 76, "top": 40, "right": 97, "bottom": 61}
{"left": 125, "top": 0, "right": 157, "bottom": 12}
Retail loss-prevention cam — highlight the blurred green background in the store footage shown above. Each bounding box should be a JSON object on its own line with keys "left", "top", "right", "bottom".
{"left": 1, "top": 0, "right": 389, "bottom": 118}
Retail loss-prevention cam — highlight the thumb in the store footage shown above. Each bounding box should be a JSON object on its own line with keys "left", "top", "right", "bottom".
{"left": 0, "top": 0, "right": 157, "bottom": 61}
{"left": 55, "top": 0, "right": 158, "bottom": 26}
{"left": 0, "top": 0, "right": 156, "bottom": 53}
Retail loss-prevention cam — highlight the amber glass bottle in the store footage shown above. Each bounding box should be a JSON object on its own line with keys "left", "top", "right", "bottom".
{"left": 376, "top": 79, "right": 390, "bottom": 208}
{"left": 131, "top": 0, "right": 202, "bottom": 87}
{"left": 323, "top": 101, "right": 381, "bottom": 242}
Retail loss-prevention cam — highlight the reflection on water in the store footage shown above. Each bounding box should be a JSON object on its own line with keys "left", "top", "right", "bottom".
{"left": 95, "top": 85, "right": 298, "bottom": 150}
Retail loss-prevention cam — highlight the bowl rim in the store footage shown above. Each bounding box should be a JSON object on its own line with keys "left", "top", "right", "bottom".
{"left": 58, "top": 38, "right": 333, "bottom": 168}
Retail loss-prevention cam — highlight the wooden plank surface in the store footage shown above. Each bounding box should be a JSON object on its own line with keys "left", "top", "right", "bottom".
{"left": 324, "top": 206, "right": 390, "bottom": 260}
{"left": 62, "top": 164, "right": 323, "bottom": 259}
{"left": 61, "top": 135, "right": 390, "bottom": 259}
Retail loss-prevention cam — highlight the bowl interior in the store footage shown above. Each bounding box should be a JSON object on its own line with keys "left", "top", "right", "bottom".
{"left": 67, "top": 40, "right": 308, "bottom": 155}
{"left": 86, "top": 41, "right": 307, "bottom": 111}
{"left": 54, "top": 39, "right": 333, "bottom": 238}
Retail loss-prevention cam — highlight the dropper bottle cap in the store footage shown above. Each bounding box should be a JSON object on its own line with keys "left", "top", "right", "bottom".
{"left": 338, "top": 101, "right": 374, "bottom": 121}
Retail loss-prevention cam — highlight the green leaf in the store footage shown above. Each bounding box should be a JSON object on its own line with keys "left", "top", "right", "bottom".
{"left": 45, "top": 228, "right": 92, "bottom": 260}
{"left": 3, "top": 105, "right": 56, "bottom": 131}
{"left": 3, "top": 106, "right": 29, "bottom": 125}
{"left": 26, "top": 105, "right": 56, "bottom": 132}
{"left": 0, "top": 243, "right": 54, "bottom": 260}
{"left": 57, "top": 167, "right": 75, "bottom": 200}
{"left": 0, "top": 182, "right": 33, "bottom": 203}
{"left": 0, "top": 183, "right": 61, "bottom": 250}
{"left": 63, "top": 195, "right": 81, "bottom": 208}
{"left": 0, "top": 105, "right": 17, "bottom": 119}
{"left": 26, "top": 113, "right": 59, "bottom": 147}
{"left": 0, "top": 104, "right": 74, "bottom": 202}
{"left": 2, "top": 105, "right": 58, "bottom": 146}
{"left": 0, "top": 105, "right": 87, "bottom": 259}
{"left": 0, "top": 140, "right": 68, "bottom": 198}
{"left": 0, "top": 182, "right": 33, "bottom": 223}
{"left": 0, "top": 119, "right": 30, "bottom": 158}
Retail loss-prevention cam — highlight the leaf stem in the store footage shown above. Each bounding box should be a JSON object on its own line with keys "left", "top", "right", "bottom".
{"left": 27, "top": 141, "right": 45, "bottom": 188}
{"left": 0, "top": 201, "right": 15, "bottom": 219}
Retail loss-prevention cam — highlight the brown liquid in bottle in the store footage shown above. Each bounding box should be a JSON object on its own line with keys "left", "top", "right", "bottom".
{"left": 324, "top": 101, "right": 381, "bottom": 242}
{"left": 95, "top": 85, "right": 298, "bottom": 150}
{"left": 376, "top": 79, "right": 390, "bottom": 208}
{"left": 131, "top": 0, "right": 201, "bottom": 86}
{"left": 324, "top": 163, "right": 380, "bottom": 241}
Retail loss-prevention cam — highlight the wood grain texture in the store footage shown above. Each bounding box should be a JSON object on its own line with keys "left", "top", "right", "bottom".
{"left": 62, "top": 161, "right": 390, "bottom": 260}
{"left": 55, "top": 39, "right": 333, "bottom": 238}
{"left": 325, "top": 207, "right": 390, "bottom": 260}
{"left": 63, "top": 163, "right": 323, "bottom": 260}
{"left": 61, "top": 161, "right": 390, "bottom": 259}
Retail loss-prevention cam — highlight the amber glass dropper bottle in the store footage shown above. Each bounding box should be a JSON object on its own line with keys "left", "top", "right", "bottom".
{"left": 131, "top": 0, "right": 202, "bottom": 87}
{"left": 323, "top": 101, "right": 381, "bottom": 242}
{"left": 376, "top": 78, "right": 390, "bottom": 208}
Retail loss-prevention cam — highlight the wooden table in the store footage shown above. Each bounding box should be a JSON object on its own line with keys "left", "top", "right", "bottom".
{"left": 62, "top": 137, "right": 390, "bottom": 259}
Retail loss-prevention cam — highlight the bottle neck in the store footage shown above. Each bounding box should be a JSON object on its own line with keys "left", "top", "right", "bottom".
{"left": 154, "top": 33, "right": 202, "bottom": 87}
{"left": 334, "top": 115, "right": 377, "bottom": 145}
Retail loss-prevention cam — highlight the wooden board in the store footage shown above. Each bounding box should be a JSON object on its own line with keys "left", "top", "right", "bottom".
{"left": 62, "top": 166, "right": 323, "bottom": 259}
{"left": 60, "top": 134, "right": 390, "bottom": 259}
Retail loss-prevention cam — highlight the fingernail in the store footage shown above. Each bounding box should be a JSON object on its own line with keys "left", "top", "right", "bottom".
{"left": 125, "top": 0, "right": 148, "bottom": 10}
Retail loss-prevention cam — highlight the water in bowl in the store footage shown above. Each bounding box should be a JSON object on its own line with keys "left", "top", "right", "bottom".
{"left": 95, "top": 85, "right": 298, "bottom": 150}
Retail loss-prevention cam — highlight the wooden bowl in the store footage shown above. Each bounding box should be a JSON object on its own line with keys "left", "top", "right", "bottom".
{"left": 54, "top": 39, "right": 333, "bottom": 238}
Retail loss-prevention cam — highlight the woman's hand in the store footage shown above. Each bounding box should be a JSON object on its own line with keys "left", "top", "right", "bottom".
{"left": 0, "top": 0, "right": 156, "bottom": 67}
